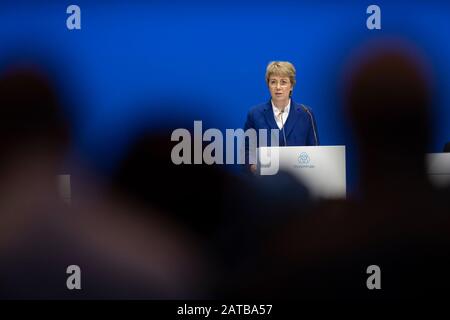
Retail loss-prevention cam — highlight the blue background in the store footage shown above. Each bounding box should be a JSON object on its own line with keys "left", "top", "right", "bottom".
{"left": 1, "top": 1, "right": 449, "bottom": 193}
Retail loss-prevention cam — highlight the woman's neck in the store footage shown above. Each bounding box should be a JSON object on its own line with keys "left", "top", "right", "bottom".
{"left": 272, "top": 99, "right": 289, "bottom": 111}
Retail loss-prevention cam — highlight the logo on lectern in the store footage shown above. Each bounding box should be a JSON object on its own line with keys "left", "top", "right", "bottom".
{"left": 295, "top": 152, "right": 314, "bottom": 169}
{"left": 298, "top": 152, "right": 310, "bottom": 164}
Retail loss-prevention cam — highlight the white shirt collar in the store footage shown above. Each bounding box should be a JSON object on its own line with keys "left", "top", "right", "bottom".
{"left": 271, "top": 99, "right": 291, "bottom": 129}
{"left": 271, "top": 99, "right": 291, "bottom": 115}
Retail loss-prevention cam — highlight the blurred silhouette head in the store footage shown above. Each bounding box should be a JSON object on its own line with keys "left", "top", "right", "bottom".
{"left": 110, "top": 124, "right": 233, "bottom": 242}
{"left": 344, "top": 41, "right": 434, "bottom": 185}
{"left": 0, "top": 65, "right": 70, "bottom": 172}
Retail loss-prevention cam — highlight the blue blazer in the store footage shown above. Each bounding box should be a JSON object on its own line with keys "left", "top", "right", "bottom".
{"left": 244, "top": 99, "right": 320, "bottom": 149}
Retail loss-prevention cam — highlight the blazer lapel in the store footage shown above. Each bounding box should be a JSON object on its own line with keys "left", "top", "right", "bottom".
{"left": 263, "top": 100, "right": 279, "bottom": 130}
{"left": 283, "top": 101, "right": 302, "bottom": 138}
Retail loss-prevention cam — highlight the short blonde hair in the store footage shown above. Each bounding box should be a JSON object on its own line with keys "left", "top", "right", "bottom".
{"left": 265, "top": 61, "right": 296, "bottom": 87}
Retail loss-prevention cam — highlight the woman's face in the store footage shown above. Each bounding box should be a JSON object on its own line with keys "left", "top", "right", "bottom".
{"left": 268, "top": 75, "right": 292, "bottom": 104}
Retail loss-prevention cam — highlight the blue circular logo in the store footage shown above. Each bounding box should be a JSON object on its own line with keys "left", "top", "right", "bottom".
{"left": 298, "top": 152, "right": 310, "bottom": 164}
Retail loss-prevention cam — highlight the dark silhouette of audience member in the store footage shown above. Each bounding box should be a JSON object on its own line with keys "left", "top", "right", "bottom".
{"left": 107, "top": 126, "right": 234, "bottom": 294}
{"left": 107, "top": 116, "right": 313, "bottom": 297}
{"left": 0, "top": 65, "right": 207, "bottom": 299}
{"left": 109, "top": 124, "right": 234, "bottom": 245}
{"left": 223, "top": 41, "right": 450, "bottom": 300}
{"left": 0, "top": 65, "right": 74, "bottom": 298}
{"left": 0, "top": 66, "right": 69, "bottom": 173}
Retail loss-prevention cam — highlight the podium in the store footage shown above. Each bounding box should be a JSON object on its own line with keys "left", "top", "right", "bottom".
{"left": 426, "top": 153, "right": 450, "bottom": 188}
{"left": 257, "top": 146, "right": 346, "bottom": 199}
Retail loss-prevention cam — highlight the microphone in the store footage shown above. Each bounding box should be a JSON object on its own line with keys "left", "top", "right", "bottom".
{"left": 279, "top": 109, "right": 288, "bottom": 147}
{"left": 301, "top": 104, "right": 318, "bottom": 146}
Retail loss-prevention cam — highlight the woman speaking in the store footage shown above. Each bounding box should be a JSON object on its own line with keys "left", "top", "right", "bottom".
{"left": 244, "top": 61, "right": 320, "bottom": 173}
